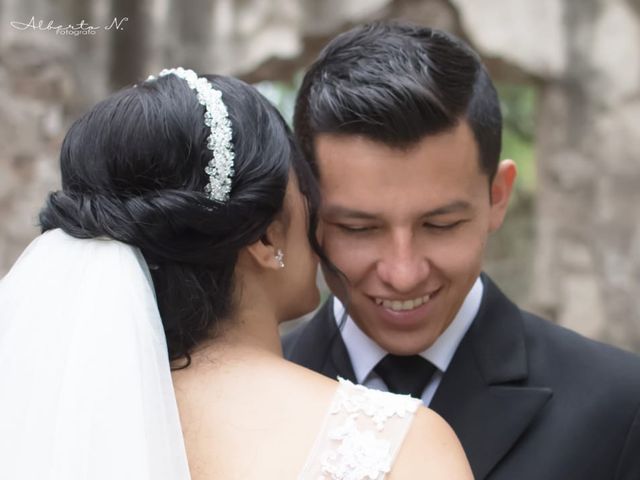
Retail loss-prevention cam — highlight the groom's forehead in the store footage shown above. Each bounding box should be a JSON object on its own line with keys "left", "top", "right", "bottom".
{"left": 312, "top": 124, "right": 481, "bottom": 180}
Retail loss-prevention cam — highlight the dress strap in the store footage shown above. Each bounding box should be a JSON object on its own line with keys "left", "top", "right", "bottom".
{"left": 298, "top": 377, "right": 421, "bottom": 480}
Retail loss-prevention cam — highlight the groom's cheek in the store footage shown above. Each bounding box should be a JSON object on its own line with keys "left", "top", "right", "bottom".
{"left": 319, "top": 223, "right": 355, "bottom": 294}
{"left": 321, "top": 226, "right": 370, "bottom": 288}
{"left": 316, "top": 218, "right": 326, "bottom": 247}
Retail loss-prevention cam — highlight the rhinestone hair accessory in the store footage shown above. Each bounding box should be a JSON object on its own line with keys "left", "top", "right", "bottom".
{"left": 147, "top": 67, "right": 235, "bottom": 202}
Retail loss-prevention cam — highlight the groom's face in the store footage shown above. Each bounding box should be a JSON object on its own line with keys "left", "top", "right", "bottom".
{"left": 315, "top": 121, "right": 513, "bottom": 355}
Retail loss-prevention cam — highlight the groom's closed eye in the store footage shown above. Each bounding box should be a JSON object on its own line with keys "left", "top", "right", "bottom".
{"left": 335, "top": 224, "right": 379, "bottom": 233}
{"left": 422, "top": 220, "right": 468, "bottom": 231}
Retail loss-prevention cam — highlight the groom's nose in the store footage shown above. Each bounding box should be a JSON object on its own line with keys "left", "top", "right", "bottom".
{"left": 375, "top": 230, "right": 430, "bottom": 292}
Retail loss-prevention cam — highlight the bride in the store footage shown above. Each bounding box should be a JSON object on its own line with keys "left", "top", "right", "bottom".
{"left": 0, "top": 67, "right": 472, "bottom": 479}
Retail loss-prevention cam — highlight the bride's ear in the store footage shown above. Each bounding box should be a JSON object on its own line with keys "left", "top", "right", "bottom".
{"left": 242, "top": 218, "right": 285, "bottom": 271}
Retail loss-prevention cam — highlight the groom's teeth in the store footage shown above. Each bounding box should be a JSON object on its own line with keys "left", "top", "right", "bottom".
{"left": 375, "top": 294, "right": 432, "bottom": 312}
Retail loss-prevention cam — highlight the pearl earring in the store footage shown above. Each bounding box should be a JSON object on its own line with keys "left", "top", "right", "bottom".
{"left": 275, "top": 249, "right": 285, "bottom": 268}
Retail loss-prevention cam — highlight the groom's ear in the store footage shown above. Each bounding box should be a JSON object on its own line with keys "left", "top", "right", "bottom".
{"left": 241, "top": 219, "right": 285, "bottom": 271}
{"left": 489, "top": 159, "right": 517, "bottom": 232}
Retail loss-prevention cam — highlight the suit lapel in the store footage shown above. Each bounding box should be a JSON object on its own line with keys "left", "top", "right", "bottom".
{"left": 430, "top": 276, "right": 552, "bottom": 479}
{"left": 286, "top": 298, "right": 357, "bottom": 382}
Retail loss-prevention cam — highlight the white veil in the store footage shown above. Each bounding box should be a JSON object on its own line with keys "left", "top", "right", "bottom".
{"left": 0, "top": 229, "right": 191, "bottom": 480}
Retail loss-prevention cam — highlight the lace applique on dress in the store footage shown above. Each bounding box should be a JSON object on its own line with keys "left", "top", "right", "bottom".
{"left": 330, "top": 379, "right": 420, "bottom": 431}
{"left": 298, "top": 378, "right": 421, "bottom": 480}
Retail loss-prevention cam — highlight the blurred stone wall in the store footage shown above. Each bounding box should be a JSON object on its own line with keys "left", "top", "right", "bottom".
{"left": 451, "top": 0, "right": 640, "bottom": 350}
{"left": 1, "top": 0, "right": 638, "bottom": 351}
{"left": 0, "top": 39, "right": 72, "bottom": 273}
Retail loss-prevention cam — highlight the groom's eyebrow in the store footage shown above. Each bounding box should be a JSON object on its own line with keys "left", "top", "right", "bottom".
{"left": 321, "top": 205, "right": 380, "bottom": 220}
{"left": 322, "top": 200, "right": 473, "bottom": 220}
{"left": 422, "top": 200, "right": 473, "bottom": 217}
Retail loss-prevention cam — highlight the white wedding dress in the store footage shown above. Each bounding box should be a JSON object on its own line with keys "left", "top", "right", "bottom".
{"left": 298, "top": 378, "right": 421, "bottom": 480}
{"left": 0, "top": 229, "right": 419, "bottom": 480}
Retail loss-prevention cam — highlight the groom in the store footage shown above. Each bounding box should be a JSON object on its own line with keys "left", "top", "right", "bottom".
{"left": 284, "top": 22, "right": 640, "bottom": 479}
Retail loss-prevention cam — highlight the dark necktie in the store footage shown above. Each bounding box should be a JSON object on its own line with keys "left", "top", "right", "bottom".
{"left": 374, "top": 354, "right": 437, "bottom": 398}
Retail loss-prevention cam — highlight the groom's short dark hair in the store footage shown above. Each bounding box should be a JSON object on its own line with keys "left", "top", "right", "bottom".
{"left": 294, "top": 21, "right": 502, "bottom": 181}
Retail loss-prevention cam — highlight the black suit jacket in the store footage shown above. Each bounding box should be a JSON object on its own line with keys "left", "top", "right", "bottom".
{"left": 283, "top": 275, "right": 640, "bottom": 479}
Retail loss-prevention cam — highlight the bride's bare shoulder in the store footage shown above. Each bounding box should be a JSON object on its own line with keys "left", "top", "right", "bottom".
{"left": 172, "top": 355, "right": 340, "bottom": 479}
{"left": 172, "top": 353, "right": 338, "bottom": 414}
{"left": 390, "top": 406, "right": 473, "bottom": 480}
{"left": 280, "top": 357, "right": 340, "bottom": 392}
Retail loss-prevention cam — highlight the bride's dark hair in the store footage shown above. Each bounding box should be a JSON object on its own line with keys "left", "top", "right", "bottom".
{"left": 39, "top": 73, "right": 322, "bottom": 366}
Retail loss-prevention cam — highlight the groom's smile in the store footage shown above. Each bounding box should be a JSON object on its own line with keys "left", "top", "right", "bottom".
{"left": 370, "top": 290, "right": 440, "bottom": 330}
{"left": 373, "top": 292, "right": 433, "bottom": 311}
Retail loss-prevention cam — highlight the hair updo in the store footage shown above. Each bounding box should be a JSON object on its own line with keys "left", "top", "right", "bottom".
{"left": 39, "top": 73, "right": 319, "bottom": 365}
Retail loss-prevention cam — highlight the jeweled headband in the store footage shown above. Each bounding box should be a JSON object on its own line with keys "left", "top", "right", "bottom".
{"left": 147, "top": 67, "right": 235, "bottom": 202}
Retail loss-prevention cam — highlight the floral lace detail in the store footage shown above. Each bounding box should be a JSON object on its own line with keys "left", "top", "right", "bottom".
{"left": 315, "top": 378, "right": 421, "bottom": 480}
{"left": 330, "top": 378, "right": 420, "bottom": 431}
{"left": 320, "top": 414, "right": 393, "bottom": 480}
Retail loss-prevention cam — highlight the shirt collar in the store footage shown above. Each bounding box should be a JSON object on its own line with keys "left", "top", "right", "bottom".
{"left": 334, "top": 277, "right": 483, "bottom": 383}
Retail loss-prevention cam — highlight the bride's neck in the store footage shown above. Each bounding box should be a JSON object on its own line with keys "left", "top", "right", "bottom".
{"left": 193, "top": 304, "right": 283, "bottom": 362}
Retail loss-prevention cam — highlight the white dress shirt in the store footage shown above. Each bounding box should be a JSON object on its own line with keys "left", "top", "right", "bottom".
{"left": 334, "top": 277, "right": 483, "bottom": 405}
